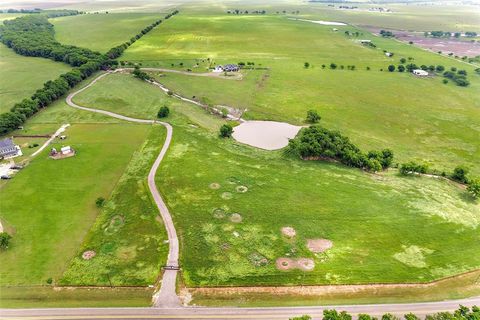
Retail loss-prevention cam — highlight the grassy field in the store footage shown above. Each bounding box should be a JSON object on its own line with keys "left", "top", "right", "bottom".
{"left": 304, "top": 4, "right": 480, "bottom": 32}
{"left": 0, "top": 123, "right": 151, "bottom": 285}
{"left": 60, "top": 125, "right": 169, "bottom": 286}
{"left": 0, "top": 286, "right": 153, "bottom": 308}
{"left": 52, "top": 13, "right": 167, "bottom": 53}
{"left": 156, "top": 116, "right": 479, "bottom": 287}
{"left": 122, "top": 13, "right": 480, "bottom": 175}
{"left": 0, "top": 44, "right": 70, "bottom": 113}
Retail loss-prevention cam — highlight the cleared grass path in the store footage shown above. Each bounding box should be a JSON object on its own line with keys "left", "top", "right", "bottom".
{"left": 66, "top": 71, "right": 180, "bottom": 308}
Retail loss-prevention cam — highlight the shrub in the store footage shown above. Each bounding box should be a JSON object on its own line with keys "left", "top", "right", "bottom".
{"left": 95, "top": 197, "right": 106, "bottom": 208}
{"left": 452, "top": 166, "right": 469, "bottom": 183}
{"left": 0, "top": 232, "right": 12, "bottom": 250}
{"left": 219, "top": 124, "right": 233, "bottom": 138}
{"left": 388, "top": 65, "right": 395, "bottom": 72}
{"left": 399, "top": 161, "right": 428, "bottom": 175}
{"left": 46, "top": 277, "right": 53, "bottom": 285}
{"left": 157, "top": 106, "right": 170, "bottom": 118}
{"left": 330, "top": 63, "right": 337, "bottom": 69}
{"left": 306, "top": 110, "right": 321, "bottom": 123}
{"left": 435, "top": 65, "right": 445, "bottom": 72}
{"left": 443, "top": 79, "right": 448, "bottom": 84}
{"left": 397, "top": 65, "right": 405, "bottom": 72}
{"left": 467, "top": 179, "right": 480, "bottom": 199}
{"left": 304, "top": 62, "right": 310, "bottom": 68}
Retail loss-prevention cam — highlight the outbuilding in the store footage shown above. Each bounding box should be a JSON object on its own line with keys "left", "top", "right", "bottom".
{"left": 0, "top": 138, "right": 21, "bottom": 159}
{"left": 413, "top": 69, "right": 429, "bottom": 76}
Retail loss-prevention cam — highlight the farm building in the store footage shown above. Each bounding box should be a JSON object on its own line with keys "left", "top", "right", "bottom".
{"left": 359, "top": 39, "right": 371, "bottom": 44}
{"left": 385, "top": 52, "right": 393, "bottom": 57}
{"left": 50, "top": 146, "right": 76, "bottom": 160}
{"left": 213, "top": 64, "right": 240, "bottom": 72}
{"left": 0, "top": 138, "right": 22, "bottom": 159}
{"left": 413, "top": 69, "right": 429, "bottom": 76}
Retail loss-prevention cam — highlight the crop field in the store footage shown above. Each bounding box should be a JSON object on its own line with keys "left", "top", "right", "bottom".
{"left": 52, "top": 13, "right": 165, "bottom": 53}
{"left": 123, "top": 14, "right": 480, "bottom": 175}
{"left": 0, "top": 123, "right": 152, "bottom": 285}
{"left": 0, "top": 44, "right": 71, "bottom": 113}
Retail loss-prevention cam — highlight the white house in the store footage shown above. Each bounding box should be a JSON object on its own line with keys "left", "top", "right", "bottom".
{"left": 213, "top": 65, "right": 224, "bottom": 72}
{"left": 385, "top": 52, "right": 393, "bottom": 57}
{"left": 413, "top": 69, "right": 429, "bottom": 76}
{"left": 359, "top": 39, "right": 371, "bottom": 44}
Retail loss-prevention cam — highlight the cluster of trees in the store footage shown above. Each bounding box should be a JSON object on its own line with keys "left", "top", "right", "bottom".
{"left": 321, "top": 63, "right": 356, "bottom": 71}
{"left": 0, "top": 14, "right": 105, "bottom": 67}
{"left": 157, "top": 106, "right": 170, "bottom": 118}
{"left": 286, "top": 126, "right": 393, "bottom": 172}
{"left": 344, "top": 31, "right": 363, "bottom": 37}
{"left": 0, "top": 10, "right": 179, "bottom": 135}
{"left": 443, "top": 68, "right": 470, "bottom": 86}
{"left": 399, "top": 161, "right": 428, "bottom": 175}
{"left": 380, "top": 30, "right": 394, "bottom": 37}
{"left": 290, "top": 305, "right": 480, "bottom": 320}
{"left": 227, "top": 9, "right": 267, "bottom": 14}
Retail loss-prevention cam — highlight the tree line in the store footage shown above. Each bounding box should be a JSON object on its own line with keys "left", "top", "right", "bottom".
{"left": 0, "top": 10, "right": 179, "bottom": 135}
{"left": 285, "top": 125, "right": 394, "bottom": 172}
{"left": 290, "top": 305, "right": 479, "bottom": 320}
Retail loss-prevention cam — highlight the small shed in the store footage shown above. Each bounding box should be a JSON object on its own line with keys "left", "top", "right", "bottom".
{"left": 385, "top": 52, "right": 393, "bottom": 57}
{"left": 359, "top": 39, "right": 371, "bottom": 44}
{"left": 61, "top": 146, "right": 72, "bottom": 155}
{"left": 413, "top": 69, "right": 428, "bottom": 76}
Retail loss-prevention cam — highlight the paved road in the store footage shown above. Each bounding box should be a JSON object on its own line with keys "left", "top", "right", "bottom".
{"left": 1, "top": 296, "right": 479, "bottom": 319}
{"left": 66, "top": 72, "right": 180, "bottom": 307}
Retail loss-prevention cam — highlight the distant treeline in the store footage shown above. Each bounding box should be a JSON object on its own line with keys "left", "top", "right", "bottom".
{"left": 0, "top": 10, "right": 179, "bottom": 135}
{"left": 425, "top": 31, "right": 478, "bottom": 38}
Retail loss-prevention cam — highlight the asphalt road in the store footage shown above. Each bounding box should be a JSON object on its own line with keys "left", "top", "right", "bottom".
{"left": 1, "top": 296, "right": 480, "bottom": 320}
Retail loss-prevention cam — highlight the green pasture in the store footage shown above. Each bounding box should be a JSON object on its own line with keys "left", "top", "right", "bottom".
{"left": 0, "top": 123, "right": 151, "bottom": 285}
{"left": 0, "top": 286, "right": 153, "bottom": 308}
{"left": 122, "top": 14, "right": 479, "bottom": 174}
{"left": 52, "top": 13, "right": 164, "bottom": 53}
{"left": 0, "top": 44, "right": 70, "bottom": 113}
{"left": 61, "top": 125, "right": 168, "bottom": 286}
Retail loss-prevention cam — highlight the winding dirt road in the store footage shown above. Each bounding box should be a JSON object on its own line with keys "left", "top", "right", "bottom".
{"left": 66, "top": 72, "right": 180, "bottom": 308}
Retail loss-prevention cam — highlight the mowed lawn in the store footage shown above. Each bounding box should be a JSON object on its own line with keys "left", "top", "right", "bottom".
{"left": 0, "top": 44, "right": 70, "bottom": 113}
{"left": 52, "top": 13, "right": 166, "bottom": 53}
{"left": 0, "top": 123, "right": 151, "bottom": 285}
{"left": 158, "top": 119, "right": 480, "bottom": 286}
{"left": 122, "top": 14, "right": 480, "bottom": 174}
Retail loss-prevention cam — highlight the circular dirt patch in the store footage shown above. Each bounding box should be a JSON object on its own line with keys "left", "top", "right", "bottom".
{"left": 276, "top": 257, "right": 295, "bottom": 270}
{"left": 82, "top": 250, "right": 96, "bottom": 260}
{"left": 236, "top": 185, "right": 248, "bottom": 193}
{"left": 209, "top": 182, "right": 221, "bottom": 190}
{"left": 281, "top": 227, "right": 296, "bottom": 238}
{"left": 104, "top": 215, "right": 124, "bottom": 235}
{"left": 297, "top": 258, "right": 315, "bottom": 271}
{"left": 213, "top": 208, "right": 226, "bottom": 219}
{"left": 229, "top": 213, "right": 243, "bottom": 223}
{"left": 306, "top": 239, "right": 333, "bottom": 253}
{"left": 221, "top": 192, "right": 233, "bottom": 200}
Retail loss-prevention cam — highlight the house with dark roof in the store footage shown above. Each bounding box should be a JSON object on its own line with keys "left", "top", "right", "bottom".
{"left": 0, "top": 138, "right": 21, "bottom": 159}
{"left": 213, "top": 64, "right": 240, "bottom": 72}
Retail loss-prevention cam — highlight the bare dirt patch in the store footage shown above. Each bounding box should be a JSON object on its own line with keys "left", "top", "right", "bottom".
{"left": 221, "top": 192, "right": 233, "bottom": 200}
{"left": 307, "top": 239, "right": 333, "bottom": 253}
{"left": 236, "top": 185, "right": 248, "bottom": 193}
{"left": 281, "top": 227, "right": 296, "bottom": 238}
{"left": 213, "top": 208, "right": 226, "bottom": 219}
{"left": 82, "top": 250, "right": 96, "bottom": 260}
{"left": 232, "top": 121, "right": 302, "bottom": 151}
{"left": 209, "top": 182, "right": 221, "bottom": 190}
{"left": 229, "top": 213, "right": 243, "bottom": 223}
{"left": 275, "top": 257, "right": 315, "bottom": 271}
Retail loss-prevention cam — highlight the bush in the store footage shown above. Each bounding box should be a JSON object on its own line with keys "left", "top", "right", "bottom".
{"left": 452, "top": 166, "right": 469, "bottom": 184}
{"left": 467, "top": 179, "right": 480, "bottom": 199}
{"left": 330, "top": 63, "right": 337, "bottom": 69}
{"left": 219, "top": 124, "right": 233, "bottom": 138}
{"left": 0, "top": 232, "right": 12, "bottom": 250}
{"left": 388, "top": 65, "right": 395, "bottom": 72}
{"left": 306, "top": 110, "right": 321, "bottom": 123}
{"left": 46, "top": 277, "right": 53, "bottom": 285}
{"left": 397, "top": 65, "right": 405, "bottom": 72}
{"left": 399, "top": 161, "right": 428, "bottom": 175}
{"left": 435, "top": 65, "right": 445, "bottom": 72}
{"left": 157, "top": 106, "right": 170, "bottom": 118}
{"left": 443, "top": 79, "right": 448, "bottom": 84}
{"left": 95, "top": 197, "right": 106, "bottom": 208}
